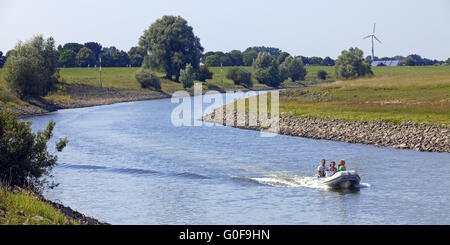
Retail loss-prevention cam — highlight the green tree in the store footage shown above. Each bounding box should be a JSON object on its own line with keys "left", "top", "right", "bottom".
{"left": 57, "top": 49, "right": 76, "bottom": 68}
{"left": 76, "top": 47, "right": 96, "bottom": 67}
{"left": 62, "top": 43, "right": 83, "bottom": 54}
{"left": 253, "top": 53, "right": 284, "bottom": 87}
{"left": 280, "top": 56, "right": 307, "bottom": 81}
{"left": 242, "top": 50, "right": 258, "bottom": 66}
{"left": 335, "top": 47, "right": 373, "bottom": 79}
{"left": 277, "top": 52, "right": 290, "bottom": 64}
{"left": 446, "top": 58, "right": 450, "bottom": 65}
{"left": 4, "top": 35, "right": 59, "bottom": 98}
{"left": 84, "top": 42, "right": 102, "bottom": 60}
{"left": 227, "top": 50, "right": 243, "bottom": 66}
{"left": 139, "top": 15, "right": 203, "bottom": 81}
{"left": 196, "top": 64, "right": 213, "bottom": 82}
{"left": 204, "top": 52, "right": 232, "bottom": 67}
{"left": 129, "top": 54, "right": 144, "bottom": 67}
{"left": 0, "top": 109, "right": 67, "bottom": 192}
{"left": 226, "top": 67, "right": 253, "bottom": 88}
{"left": 0, "top": 51, "right": 6, "bottom": 68}
{"left": 179, "top": 63, "right": 195, "bottom": 88}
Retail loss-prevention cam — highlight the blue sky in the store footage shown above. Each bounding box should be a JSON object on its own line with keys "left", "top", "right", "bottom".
{"left": 1, "top": 0, "right": 449, "bottom": 59}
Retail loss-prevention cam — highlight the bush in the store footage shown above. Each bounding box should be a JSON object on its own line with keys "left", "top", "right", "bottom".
{"left": 134, "top": 68, "right": 161, "bottom": 90}
{"left": 179, "top": 64, "right": 195, "bottom": 88}
{"left": 335, "top": 47, "right": 373, "bottom": 79}
{"left": 317, "top": 69, "right": 327, "bottom": 80}
{"left": 196, "top": 64, "right": 213, "bottom": 82}
{"left": 253, "top": 52, "right": 284, "bottom": 87}
{"left": 280, "top": 56, "right": 306, "bottom": 81}
{"left": 0, "top": 110, "right": 67, "bottom": 192}
{"left": 4, "top": 35, "right": 59, "bottom": 98}
{"left": 226, "top": 67, "right": 253, "bottom": 88}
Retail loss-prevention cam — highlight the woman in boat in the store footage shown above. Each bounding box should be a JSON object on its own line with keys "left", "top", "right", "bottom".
{"left": 328, "top": 161, "right": 337, "bottom": 174}
{"left": 338, "top": 159, "right": 346, "bottom": 171}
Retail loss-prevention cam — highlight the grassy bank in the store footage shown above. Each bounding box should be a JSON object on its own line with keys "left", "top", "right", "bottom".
{"left": 279, "top": 66, "right": 450, "bottom": 125}
{"left": 0, "top": 186, "right": 80, "bottom": 225}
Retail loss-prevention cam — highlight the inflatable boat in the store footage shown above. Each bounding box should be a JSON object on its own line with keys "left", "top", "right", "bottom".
{"left": 318, "top": 170, "right": 361, "bottom": 189}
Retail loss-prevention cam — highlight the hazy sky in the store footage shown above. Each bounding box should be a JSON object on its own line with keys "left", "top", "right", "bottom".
{"left": 1, "top": 0, "right": 449, "bottom": 59}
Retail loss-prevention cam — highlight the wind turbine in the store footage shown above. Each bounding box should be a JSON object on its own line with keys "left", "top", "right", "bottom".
{"left": 363, "top": 23, "right": 382, "bottom": 61}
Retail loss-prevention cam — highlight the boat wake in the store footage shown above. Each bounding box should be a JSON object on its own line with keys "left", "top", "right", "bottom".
{"left": 231, "top": 171, "right": 371, "bottom": 190}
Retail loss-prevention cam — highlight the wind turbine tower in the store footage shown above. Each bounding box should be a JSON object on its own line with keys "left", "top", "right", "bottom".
{"left": 363, "top": 23, "right": 382, "bottom": 61}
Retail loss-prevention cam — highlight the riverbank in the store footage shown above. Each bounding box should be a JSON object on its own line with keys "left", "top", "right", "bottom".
{"left": 0, "top": 186, "right": 108, "bottom": 225}
{"left": 3, "top": 82, "right": 305, "bottom": 118}
{"left": 202, "top": 110, "right": 449, "bottom": 152}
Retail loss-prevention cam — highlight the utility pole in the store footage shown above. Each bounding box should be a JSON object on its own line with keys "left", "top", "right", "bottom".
{"left": 99, "top": 57, "right": 102, "bottom": 88}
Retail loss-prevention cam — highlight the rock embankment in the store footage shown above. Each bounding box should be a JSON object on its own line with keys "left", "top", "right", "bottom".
{"left": 202, "top": 110, "right": 450, "bottom": 153}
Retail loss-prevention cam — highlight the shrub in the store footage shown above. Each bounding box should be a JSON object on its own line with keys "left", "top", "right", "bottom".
{"left": 134, "top": 68, "right": 161, "bottom": 90}
{"left": 280, "top": 56, "right": 306, "bottom": 81}
{"left": 196, "top": 64, "right": 213, "bottom": 82}
{"left": 4, "top": 35, "right": 59, "bottom": 98}
{"left": 0, "top": 109, "right": 67, "bottom": 192}
{"left": 253, "top": 52, "right": 284, "bottom": 87}
{"left": 179, "top": 64, "right": 195, "bottom": 88}
{"left": 317, "top": 69, "right": 327, "bottom": 80}
{"left": 335, "top": 47, "right": 373, "bottom": 79}
{"left": 226, "top": 67, "right": 253, "bottom": 88}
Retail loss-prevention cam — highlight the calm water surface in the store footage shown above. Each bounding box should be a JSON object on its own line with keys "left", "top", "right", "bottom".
{"left": 28, "top": 91, "right": 450, "bottom": 224}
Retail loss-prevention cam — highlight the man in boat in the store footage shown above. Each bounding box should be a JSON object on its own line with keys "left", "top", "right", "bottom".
{"left": 338, "top": 159, "right": 346, "bottom": 171}
{"left": 317, "top": 159, "right": 327, "bottom": 177}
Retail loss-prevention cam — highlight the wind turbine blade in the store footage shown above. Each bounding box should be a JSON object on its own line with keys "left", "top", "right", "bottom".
{"left": 374, "top": 35, "right": 382, "bottom": 44}
{"left": 373, "top": 23, "right": 376, "bottom": 34}
{"left": 363, "top": 35, "right": 372, "bottom": 39}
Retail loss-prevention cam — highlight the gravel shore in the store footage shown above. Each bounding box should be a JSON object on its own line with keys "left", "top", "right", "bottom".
{"left": 202, "top": 110, "right": 450, "bottom": 153}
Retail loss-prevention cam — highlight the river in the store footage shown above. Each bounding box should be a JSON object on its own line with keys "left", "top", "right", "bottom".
{"left": 28, "top": 91, "right": 450, "bottom": 224}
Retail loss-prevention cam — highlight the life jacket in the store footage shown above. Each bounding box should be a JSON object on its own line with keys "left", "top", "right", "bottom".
{"left": 338, "top": 165, "right": 345, "bottom": 171}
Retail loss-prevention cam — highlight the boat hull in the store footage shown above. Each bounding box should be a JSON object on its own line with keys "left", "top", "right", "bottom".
{"left": 319, "top": 170, "right": 361, "bottom": 189}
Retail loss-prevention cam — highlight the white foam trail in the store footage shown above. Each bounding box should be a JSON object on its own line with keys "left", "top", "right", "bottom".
{"left": 250, "top": 175, "right": 329, "bottom": 190}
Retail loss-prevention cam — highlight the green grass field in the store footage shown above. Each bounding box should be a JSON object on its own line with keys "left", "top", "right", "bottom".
{"left": 279, "top": 66, "right": 450, "bottom": 125}
{"left": 1, "top": 66, "right": 449, "bottom": 125}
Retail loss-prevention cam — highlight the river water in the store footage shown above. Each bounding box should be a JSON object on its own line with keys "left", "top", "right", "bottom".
{"left": 28, "top": 91, "right": 450, "bottom": 224}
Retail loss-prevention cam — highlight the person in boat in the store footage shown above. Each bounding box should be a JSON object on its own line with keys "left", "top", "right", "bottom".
{"left": 338, "top": 159, "right": 346, "bottom": 171}
{"left": 328, "top": 161, "right": 337, "bottom": 175}
{"left": 317, "top": 159, "right": 327, "bottom": 177}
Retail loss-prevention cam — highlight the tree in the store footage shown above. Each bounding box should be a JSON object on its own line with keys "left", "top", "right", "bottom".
{"left": 4, "top": 35, "right": 59, "bottom": 98}
{"left": 335, "top": 47, "right": 373, "bottom": 79}
{"left": 280, "top": 56, "right": 307, "bottom": 81}
{"left": 62, "top": 42, "right": 83, "bottom": 54}
{"left": 242, "top": 50, "right": 258, "bottom": 66}
{"left": 277, "top": 52, "right": 290, "bottom": 64}
{"left": 128, "top": 46, "right": 147, "bottom": 67}
{"left": 227, "top": 50, "right": 243, "bottom": 66}
{"left": 129, "top": 54, "right": 144, "bottom": 67}
{"left": 226, "top": 67, "right": 252, "bottom": 88}
{"left": 253, "top": 52, "right": 284, "bottom": 87}
{"left": 135, "top": 68, "right": 161, "bottom": 90}
{"left": 99, "top": 47, "right": 130, "bottom": 67}
{"left": 204, "top": 52, "right": 232, "bottom": 67}
{"left": 76, "top": 47, "right": 96, "bottom": 67}
{"left": 139, "top": 15, "right": 203, "bottom": 81}
{"left": 84, "top": 42, "right": 102, "bottom": 60}
{"left": 57, "top": 49, "right": 77, "bottom": 68}
{"left": 196, "top": 64, "right": 213, "bottom": 82}
{"left": 321, "top": 56, "right": 335, "bottom": 66}
{"left": 446, "top": 58, "right": 450, "bottom": 65}
{"left": 179, "top": 63, "right": 195, "bottom": 88}
{"left": 0, "top": 51, "right": 6, "bottom": 68}
{"left": 0, "top": 109, "right": 67, "bottom": 192}
{"left": 245, "top": 46, "right": 282, "bottom": 58}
